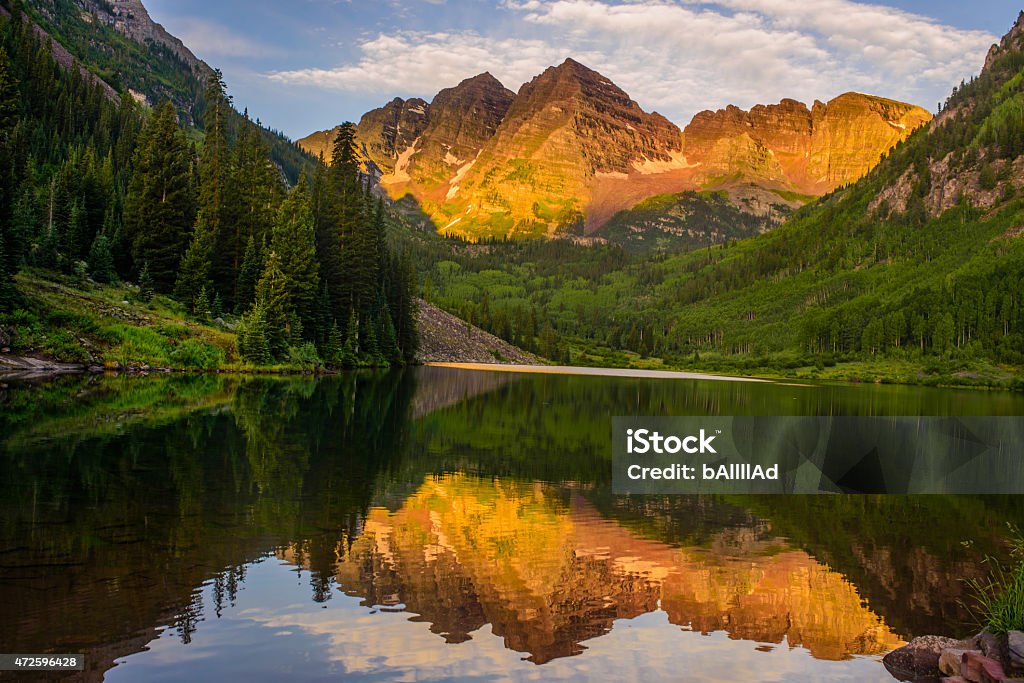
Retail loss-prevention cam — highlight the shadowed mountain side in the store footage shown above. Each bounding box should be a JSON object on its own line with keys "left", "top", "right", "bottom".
{"left": 416, "top": 299, "right": 539, "bottom": 364}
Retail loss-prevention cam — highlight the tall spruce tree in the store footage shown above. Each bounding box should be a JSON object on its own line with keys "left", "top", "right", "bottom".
{"left": 234, "top": 234, "right": 262, "bottom": 313}
{"left": 123, "top": 102, "right": 196, "bottom": 291}
{"left": 328, "top": 122, "right": 370, "bottom": 322}
{"left": 199, "top": 70, "right": 237, "bottom": 304}
{"left": 219, "top": 120, "right": 278, "bottom": 306}
{"left": 270, "top": 178, "right": 319, "bottom": 334}
{"left": 254, "top": 250, "right": 291, "bottom": 360}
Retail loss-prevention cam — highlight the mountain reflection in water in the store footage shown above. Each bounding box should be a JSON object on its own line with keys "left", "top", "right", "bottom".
{"left": 1, "top": 367, "right": 1022, "bottom": 682}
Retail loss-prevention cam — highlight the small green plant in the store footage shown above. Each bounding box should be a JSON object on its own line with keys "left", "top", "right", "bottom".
{"left": 964, "top": 524, "right": 1024, "bottom": 634}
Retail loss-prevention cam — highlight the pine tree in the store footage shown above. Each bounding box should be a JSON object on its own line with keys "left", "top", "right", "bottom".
{"left": 237, "top": 300, "right": 271, "bottom": 365}
{"left": 198, "top": 70, "right": 236, "bottom": 304}
{"left": 234, "top": 234, "right": 262, "bottom": 313}
{"left": 194, "top": 286, "right": 212, "bottom": 322}
{"left": 341, "top": 311, "right": 359, "bottom": 367}
{"left": 124, "top": 102, "right": 196, "bottom": 290}
{"left": 311, "top": 160, "right": 343, "bottom": 322}
{"left": 389, "top": 248, "right": 419, "bottom": 362}
{"left": 270, "top": 178, "right": 319, "bottom": 333}
{"left": 87, "top": 231, "right": 115, "bottom": 283}
{"left": 329, "top": 122, "right": 370, "bottom": 320}
{"left": 254, "top": 250, "right": 291, "bottom": 360}
{"left": 323, "top": 319, "right": 343, "bottom": 366}
{"left": 216, "top": 119, "right": 279, "bottom": 306}
{"left": 211, "top": 292, "right": 223, "bottom": 320}
{"left": 175, "top": 219, "right": 214, "bottom": 308}
{"left": 138, "top": 261, "right": 154, "bottom": 302}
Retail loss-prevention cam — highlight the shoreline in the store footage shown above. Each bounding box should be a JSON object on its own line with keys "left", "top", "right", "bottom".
{"left": 425, "top": 362, "right": 773, "bottom": 383}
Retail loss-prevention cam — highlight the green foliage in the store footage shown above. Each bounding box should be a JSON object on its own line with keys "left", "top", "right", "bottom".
{"left": 87, "top": 232, "right": 115, "bottom": 283}
{"left": 287, "top": 341, "right": 320, "bottom": 366}
{"left": 169, "top": 338, "right": 224, "bottom": 369}
{"left": 965, "top": 525, "right": 1024, "bottom": 634}
{"left": 194, "top": 285, "right": 212, "bottom": 323}
{"left": 254, "top": 251, "right": 290, "bottom": 360}
{"left": 270, "top": 179, "right": 319, "bottom": 331}
{"left": 598, "top": 190, "right": 789, "bottom": 255}
{"left": 236, "top": 300, "right": 271, "bottom": 365}
{"left": 124, "top": 101, "right": 197, "bottom": 290}
{"left": 138, "top": 261, "right": 154, "bottom": 302}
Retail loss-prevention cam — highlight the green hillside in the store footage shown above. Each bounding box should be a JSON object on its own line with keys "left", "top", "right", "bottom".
{"left": 595, "top": 189, "right": 788, "bottom": 255}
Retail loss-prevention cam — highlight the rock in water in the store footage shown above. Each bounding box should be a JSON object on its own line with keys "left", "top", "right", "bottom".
{"left": 883, "top": 635, "right": 966, "bottom": 680}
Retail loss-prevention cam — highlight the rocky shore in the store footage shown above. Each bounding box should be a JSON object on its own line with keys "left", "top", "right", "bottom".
{"left": 884, "top": 630, "right": 1024, "bottom": 682}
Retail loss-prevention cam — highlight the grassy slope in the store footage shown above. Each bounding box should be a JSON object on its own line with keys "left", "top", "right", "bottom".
{"left": 2, "top": 269, "right": 238, "bottom": 369}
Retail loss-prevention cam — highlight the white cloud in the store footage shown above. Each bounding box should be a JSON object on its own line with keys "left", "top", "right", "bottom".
{"left": 171, "top": 17, "right": 276, "bottom": 59}
{"left": 266, "top": 0, "right": 998, "bottom": 125}
{"left": 268, "top": 31, "right": 578, "bottom": 96}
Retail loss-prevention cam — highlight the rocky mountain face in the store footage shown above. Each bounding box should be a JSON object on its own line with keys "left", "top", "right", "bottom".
{"left": 75, "top": 0, "right": 210, "bottom": 78}
{"left": 301, "top": 61, "right": 929, "bottom": 241}
{"left": 682, "top": 94, "right": 932, "bottom": 196}
{"left": 435, "top": 59, "right": 684, "bottom": 238}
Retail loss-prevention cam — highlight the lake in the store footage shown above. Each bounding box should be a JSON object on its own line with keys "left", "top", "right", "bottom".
{"left": 2, "top": 366, "right": 1024, "bottom": 682}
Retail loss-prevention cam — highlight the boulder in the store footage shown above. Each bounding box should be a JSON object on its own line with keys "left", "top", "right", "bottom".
{"left": 941, "top": 650, "right": 982, "bottom": 677}
{"left": 884, "top": 636, "right": 969, "bottom": 680}
{"left": 974, "top": 631, "right": 1008, "bottom": 663}
{"left": 1009, "top": 631, "right": 1024, "bottom": 669}
{"left": 962, "top": 650, "right": 1006, "bottom": 683}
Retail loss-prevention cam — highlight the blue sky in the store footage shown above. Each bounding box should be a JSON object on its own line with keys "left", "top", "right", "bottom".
{"left": 144, "top": 0, "right": 1019, "bottom": 139}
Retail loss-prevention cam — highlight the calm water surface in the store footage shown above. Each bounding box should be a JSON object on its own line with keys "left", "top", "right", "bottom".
{"left": 2, "top": 367, "right": 1024, "bottom": 682}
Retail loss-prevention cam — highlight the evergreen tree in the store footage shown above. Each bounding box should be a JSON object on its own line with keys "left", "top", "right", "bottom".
{"left": 310, "top": 160, "right": 343, "bottom": 322}
{"left": 341, "top": 311, "right": 359, "bottom": 367}
{"left": 87, "top": 231, "right": 115, "bottom": 283}
{"left": 124, "top": 102, "right": 196, "bottom": 290}
{"left": 237, "top": 301, "right": 271, "bottom": 365}
{"left": 175, "top": 219, "right": 213, "bottom": 307}
{"left": 270, "top": 178, "right": 319, "bottom": 333}
{"left": 216, "top": 118, "right": 279, "bottom": 306}
{"left": 328, "top": 122, "right": 371, "bottom": 320}
{"left": 194, "top": 285, "right": 212, "bottom": 322}
{"left": 234, "top": 234, "right": 262, "bottom": 313}
{"left": 323, "top": 319, "right": 343, "bottom": 366}
{"left": 198, "top": 70, "right": 237, "bottom": 303}
{"left": 254, "top": 250, "right": 291, "bottom": 360}
{"left": 138, "top": 261, "right": 154, "bottom": 302}
{"left": 211, "top": 292, "right": 223, "bottom": 320}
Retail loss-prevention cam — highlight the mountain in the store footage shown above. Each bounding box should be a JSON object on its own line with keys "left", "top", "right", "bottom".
{"left": 681, "top": 94, "right": 932, "bottom": 196}
{"left": 436, "top": 59, "right": 684, "bottom": 239}
{"left": 303, "top": 61, "right": 928, "bottom": 241}
{"left": 15, "top": 0, "right": 313, "bottom": 182}
{"left": 298, "top": 72, "right": 515, "bottom": 212}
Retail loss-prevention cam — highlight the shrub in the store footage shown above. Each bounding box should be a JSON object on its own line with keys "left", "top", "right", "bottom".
{"left": 287, "top": 342, "right": 320, "bottom": 366}
{"left": 169, "top": 339, "right": 224, "bottom": 370}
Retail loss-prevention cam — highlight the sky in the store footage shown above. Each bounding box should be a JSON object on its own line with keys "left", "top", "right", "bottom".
{"left": 143, "top": 0, "right": 1019, "bottom": 140}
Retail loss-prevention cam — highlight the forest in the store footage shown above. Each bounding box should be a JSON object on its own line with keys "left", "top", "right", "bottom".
{"left": 0, "top": 2, "right": 417, "bottom": 368}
